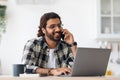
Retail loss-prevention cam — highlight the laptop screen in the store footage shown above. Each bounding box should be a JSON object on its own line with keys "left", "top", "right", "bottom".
{"left": 71, "top": 47, "right": 111, "bottom": 76}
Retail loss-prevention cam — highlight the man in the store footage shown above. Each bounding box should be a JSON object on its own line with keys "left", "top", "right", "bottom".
{"left": 22, "top": 12, "right": 77, "bottom": 76}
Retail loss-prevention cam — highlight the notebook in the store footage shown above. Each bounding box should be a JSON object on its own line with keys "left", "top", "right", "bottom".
{"left": 70, "top": 47, "right": 111, "bottom": 76}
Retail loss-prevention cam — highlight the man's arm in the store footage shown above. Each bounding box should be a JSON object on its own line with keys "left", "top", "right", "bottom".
{"left": 70, "top": 42, "right": 77, "bottom": 57}
{"left": 61, "top": 29, "right": 77, "bottom": 57}
{"left": 35, "top": 67, "right": 71, "bottom": 76}
{"left": 22, "top": 40, "right": 39, "bottom": 73}
{"left": 35, "top": 68, "right": 50, "bottom": 75}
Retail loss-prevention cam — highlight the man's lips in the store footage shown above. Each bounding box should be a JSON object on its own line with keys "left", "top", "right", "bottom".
{"left": 54, "top": 32, "right": 61, "bottom": 38}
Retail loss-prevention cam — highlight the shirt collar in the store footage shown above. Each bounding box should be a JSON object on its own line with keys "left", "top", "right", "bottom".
{"left": 41, "top": 36, "right": 63, "bottom": 51}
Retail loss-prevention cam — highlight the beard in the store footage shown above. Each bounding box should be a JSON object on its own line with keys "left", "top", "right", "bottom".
{"left": 46, "top": 30, "right": 61, "bottom": 42}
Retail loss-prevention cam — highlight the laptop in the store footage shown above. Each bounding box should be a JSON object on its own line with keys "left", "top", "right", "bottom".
{"left": 70, "top": 47, "right": 111, "bottom": 76}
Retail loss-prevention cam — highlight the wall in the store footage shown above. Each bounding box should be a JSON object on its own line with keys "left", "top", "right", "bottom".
{"left": 0, "top": 0, "right": 98, "bottom": 75}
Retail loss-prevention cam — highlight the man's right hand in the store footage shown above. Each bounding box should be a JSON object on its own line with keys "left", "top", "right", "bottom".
{"left": 49, "top": 67, "right": 71, "bottom": 76}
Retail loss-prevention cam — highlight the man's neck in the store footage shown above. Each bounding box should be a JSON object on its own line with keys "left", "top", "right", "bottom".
{"left": 45, "top": 38, "right": 58, "bottom": 49}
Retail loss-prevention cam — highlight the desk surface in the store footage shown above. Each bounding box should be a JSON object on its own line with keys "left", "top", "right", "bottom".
{"left": 0, "top": 76, "right": 120, "bottom": 80}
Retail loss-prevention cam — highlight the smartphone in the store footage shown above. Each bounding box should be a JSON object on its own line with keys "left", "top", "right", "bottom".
{"left": 61, "top": 33, "right": 65, "bottom": 40}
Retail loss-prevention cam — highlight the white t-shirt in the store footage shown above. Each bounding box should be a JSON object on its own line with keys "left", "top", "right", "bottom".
{"left": 47, "top": 49, "right": 57, "bottom": 68}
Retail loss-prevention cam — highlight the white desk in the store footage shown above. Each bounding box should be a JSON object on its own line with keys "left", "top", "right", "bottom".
{"left": 0, "top": 76, "right": 120, "bottom": 80}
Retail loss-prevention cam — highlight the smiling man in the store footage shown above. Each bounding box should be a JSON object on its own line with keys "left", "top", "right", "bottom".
{"left": 22, "top": 12, "right": 77, "bottom": 76}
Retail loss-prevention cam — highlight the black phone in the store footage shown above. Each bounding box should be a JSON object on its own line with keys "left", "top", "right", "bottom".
{"left": 61, "top": 33, "right": 65, "bottom": 40}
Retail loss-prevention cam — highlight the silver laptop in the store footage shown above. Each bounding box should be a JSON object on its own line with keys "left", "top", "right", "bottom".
{"left": 70, "top": 47, "right": 111, "bottom": 76}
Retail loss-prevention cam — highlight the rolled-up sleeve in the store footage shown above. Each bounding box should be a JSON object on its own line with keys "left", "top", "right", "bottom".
{"left": 67, "top": 52, "right": 74, "bottom": 68}
{"left": 63, "top": 47, "right": 74, "bottom": 68}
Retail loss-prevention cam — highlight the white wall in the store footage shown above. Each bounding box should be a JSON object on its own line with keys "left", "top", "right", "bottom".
{"left": 0, "top": 0, "right": 98, "bottom": 75}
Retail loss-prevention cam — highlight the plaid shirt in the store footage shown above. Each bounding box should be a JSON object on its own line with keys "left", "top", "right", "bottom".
{"left": 22, "top": 36, "right": 74, "bottom": 73}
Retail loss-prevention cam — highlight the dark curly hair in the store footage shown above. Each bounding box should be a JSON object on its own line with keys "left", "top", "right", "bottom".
{"left": 37, "top": 12, "right": 62, "bottom": 37}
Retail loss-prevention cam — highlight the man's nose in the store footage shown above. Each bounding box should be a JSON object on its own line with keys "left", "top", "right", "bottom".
{"left": 55, "top": 26, "right": 62, "bottom": 31}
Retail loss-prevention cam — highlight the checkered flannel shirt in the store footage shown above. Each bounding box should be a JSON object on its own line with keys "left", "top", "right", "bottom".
{"left": 22, "top": 36, "right": 74, "bottom": 73}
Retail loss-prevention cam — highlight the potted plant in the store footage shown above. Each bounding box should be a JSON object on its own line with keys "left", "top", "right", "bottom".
{"left": 0, "top": 5, "right": 6, "bottom": 33}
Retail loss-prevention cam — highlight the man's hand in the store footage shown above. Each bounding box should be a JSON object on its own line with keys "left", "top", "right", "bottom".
{"left": 61, "top": 29, "right": 74, "bottom": 44}
{"left": 49, "top": 67, "right": 71, "bottom": 76}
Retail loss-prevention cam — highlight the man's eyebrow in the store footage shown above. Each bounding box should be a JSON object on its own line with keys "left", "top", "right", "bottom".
{"left": 50, "top": 23, "right": 61, "bottom": 25}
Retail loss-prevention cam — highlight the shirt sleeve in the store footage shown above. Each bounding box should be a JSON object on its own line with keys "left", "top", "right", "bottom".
{"left": 22, "top": 39, "right": 38, "bottom": 73}
{"left": 65, "top": 47, "right": 74, "bottom": 68}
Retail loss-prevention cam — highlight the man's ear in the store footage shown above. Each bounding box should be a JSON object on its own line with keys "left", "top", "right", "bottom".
{"left": 42, "top": 28, "right": 45, "bottom": 34}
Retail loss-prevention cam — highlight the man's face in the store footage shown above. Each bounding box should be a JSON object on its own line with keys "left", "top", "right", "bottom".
{"left": 42, "top": 18, "right": 62, "bottom": 42}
